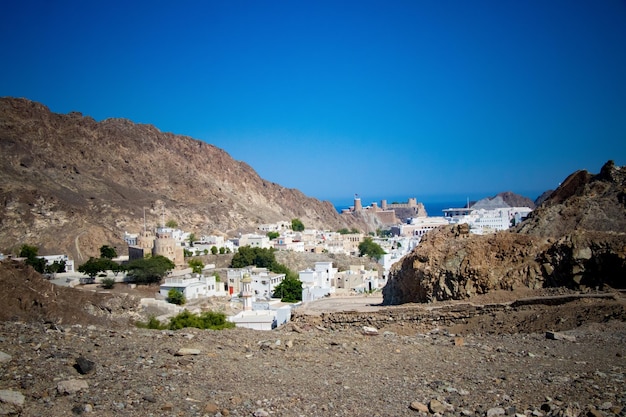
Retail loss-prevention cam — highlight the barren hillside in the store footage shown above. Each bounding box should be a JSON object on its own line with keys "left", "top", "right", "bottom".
{"left": 0, "top": 98, "right": 364, "bottom": 261}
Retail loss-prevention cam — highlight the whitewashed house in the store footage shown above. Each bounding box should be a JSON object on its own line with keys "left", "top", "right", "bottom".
{"left": 159, "top": 274, "right": 225, "bottom": 300}
{"left": 335, "top": 265, "right": 381, "bottom": 292}
{"left": 239, "top": 234, "right": 272, "bottom": 249}
{"left": 300, "top": 261, "right": 336, "bottom": 302}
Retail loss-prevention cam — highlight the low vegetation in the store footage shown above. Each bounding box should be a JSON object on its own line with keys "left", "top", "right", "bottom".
{"left": 101, "top": 277, "right": 116, "bottom": 289}
{"left": 166, "top": 289, "right": 186, "bottom": 305}
{"left": 136, "top": 311, "right": 234, "bottom": 331}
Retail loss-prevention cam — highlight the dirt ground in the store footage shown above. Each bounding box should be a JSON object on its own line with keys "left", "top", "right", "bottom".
{"left": 1, "top": 261, "right": 625, "bottom": 416}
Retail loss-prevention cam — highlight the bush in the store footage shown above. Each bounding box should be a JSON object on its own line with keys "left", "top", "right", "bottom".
{"left": 136, "top": 316, "right": 168, "bottom": 330}
{"left": 135, "top": 311, "right": 235, "bottom": 331}
{"left": 168, "top": 310, "right": 235, "bottom": 330}
{"left": 167, "top": 289, "right": 186, "bottom": 305}
{"left": 101, "top": 278, "right": 115, "bottom": 289}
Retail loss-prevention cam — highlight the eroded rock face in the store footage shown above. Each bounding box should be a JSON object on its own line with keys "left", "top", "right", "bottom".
{"left": 0, "top": 98, "right": 364, "bottom": 261}
{"left": 383, "top": 161, "right": 626, "bottom": 305}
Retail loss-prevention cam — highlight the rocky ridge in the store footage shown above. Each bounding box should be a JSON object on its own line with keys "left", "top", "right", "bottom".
{"left": 383, "top": 161, "right": 626, "bottom": 305}
{"left": 0, "top": 97, "right": 364, "bottom": 262}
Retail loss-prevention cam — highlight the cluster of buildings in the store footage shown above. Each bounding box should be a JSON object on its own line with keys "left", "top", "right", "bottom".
{"left": 19, "top": 194, "right": 532, "bottom": 331}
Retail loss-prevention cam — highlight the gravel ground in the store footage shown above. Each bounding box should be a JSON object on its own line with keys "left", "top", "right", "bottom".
{"left": 1, "top": 309, "right": 625, "bottom": 417}
{"left": 1, "top": 262, "right": 625, "bottom": 416}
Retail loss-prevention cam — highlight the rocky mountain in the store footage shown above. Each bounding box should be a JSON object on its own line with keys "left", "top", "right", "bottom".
{"left": 471, "top": 191, "right": 536, "bottom": 210}
{"left": 383, "top": 161, "right": 626, "bottom": 304}
{"left": 0, "top": 98, "right": 364, "bottom": 262}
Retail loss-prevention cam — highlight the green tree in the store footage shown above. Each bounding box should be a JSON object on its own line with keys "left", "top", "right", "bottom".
{"left": 358, "top": 237, "right": 386, "bottom": 260}
{"left": 211, "top": 246, "right": 218, "bottom": 255}
{"left": 337, "top": 228, "right": 350, "bottom": 234}
{"left": 231, "top": 246, "right": 276, "bottom": 269}
{"left": 28, "top": 257, "right": 47, "bottom": 274}
{"left": 78, "top": 258, "right": 112, "bottom": 279}
{"left": 183, "top": 249, "right": 193, "bottom": 258}
{"left": 188, "top": 259, "right": 204, "bottom": 274}
{"left": 19, "top": 244, "right": 39, "bottom": 259}
{"left": 272, "top": 275, "right": 303, "bottom": 303}
{"left": 19, "top": 244, "right": 46, "bottom": 273}
{"left": 203, "top": 249, "right": 209, "bottom": 255}
{"left": 99, "top": 245, "right": 117, "bottom": 259}
{"left": 291, "top": 218, "right": 305, "bottom": 232}
{"left": 167, "top": 289, "right": 186, "bottom": 305}
{"left": 45, "top": 260, "right": 66, "bottom": 275}
{"left": 214, "top": 272, "right": 221, "bottom": 282}
{"left": 266, "top": 231, "right": 279, "bottom": 240}
{"left": 187, "top": 233, "right": 196, "bottom": 247}
{"left": 219, "top": 247, "right": 226, "bottom": 254}
{"left": 111, "top": 263, "right": 125, "bottom": 276}
{"left": 165, "top": 219, "right": 178, "bottom": 228}
{"left": 126, "top": 255, "right": 175, "bottom": 284}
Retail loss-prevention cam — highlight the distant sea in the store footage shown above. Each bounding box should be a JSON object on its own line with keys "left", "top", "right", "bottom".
{"left": 330, "top": 195, "right": 472, "bottom": 217}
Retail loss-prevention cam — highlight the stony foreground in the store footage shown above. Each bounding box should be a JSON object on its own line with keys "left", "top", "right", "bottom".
{"left": 1, "top": 307, "right": 625, "bottom": 417}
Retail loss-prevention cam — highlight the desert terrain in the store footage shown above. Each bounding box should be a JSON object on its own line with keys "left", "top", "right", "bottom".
{"left": 0, "top": 262, "right": 624, "bottom": 417}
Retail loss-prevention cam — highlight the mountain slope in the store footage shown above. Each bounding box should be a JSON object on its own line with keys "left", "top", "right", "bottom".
{"left": 0, "top": 98, "right": 362, "bottom": 261}
{"left": 383, "top": 161, "right": 626, "bottom": 304}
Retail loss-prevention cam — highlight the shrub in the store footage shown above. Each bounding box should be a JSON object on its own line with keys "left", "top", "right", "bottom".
{"left": 167, "top": 289, "right": 186, "bottom": 305}
{"left": 101, "top": 278, "right": 115, "bottom": 289}
{"left": 135, "top": 316, "right": 168, "bottom": 330}
{"left": 135, "top": 311, "right": 235, "bottom": 331}
{"left": 168, "top": 310, "right": 235, "bottom": 330}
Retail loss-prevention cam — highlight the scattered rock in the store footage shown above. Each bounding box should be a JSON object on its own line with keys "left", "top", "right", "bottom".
{"left": 74, "top": 356, "right": 95, "bottom": 375}
{"left": 429, "top": 399, "right": 450, "bottom": 414}
{"left": 204, "top": 402, "right": 219, "bottom": 414}
{"left": 175, "top": 348, "right": 201, "bottom": 356}
{"left": 362, "top": 326, "right": 379, "bottom": 336}
{"left": 487, "top": 407, "right": 506, "bottom": 417}
{"left": 409, "top": 401, "right": 429, "bottom": 412}
{"left": 57, "top": 379, "right": 89, "bottom": 395}
{"left": 546, "top": 331, "right": 576, "bottom": 342}
{"left": 0, "top": 389, "right": 25, "bottom": 407}
{"left": 0, "top": 352, "right": 11, "bottom": 363}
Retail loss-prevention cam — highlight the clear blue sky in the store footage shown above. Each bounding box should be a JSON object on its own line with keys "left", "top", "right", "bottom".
{"left": 1, "top": 0, "right": 625, "bottom": 204}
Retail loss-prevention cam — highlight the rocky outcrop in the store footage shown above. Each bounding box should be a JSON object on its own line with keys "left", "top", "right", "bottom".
{"left": 383, "top": 161, "right": 626, "bottom": 305}
{"left": 472, "top": 191, "right": 536, "bottom": 210}
{"left": 0, "top": 98, "right": 365, "bottom": 261}
{"left": 516, "top": 160, "right": 626, "bottom": 237}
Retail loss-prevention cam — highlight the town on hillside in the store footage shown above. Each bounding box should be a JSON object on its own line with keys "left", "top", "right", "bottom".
{"left": 1, "top": 195, "right": 534, "bottom": 331}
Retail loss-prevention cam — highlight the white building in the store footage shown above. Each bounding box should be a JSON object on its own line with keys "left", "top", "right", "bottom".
{"left": 159, "top": 274, "right": 225, "bottom": 300}
{"left": 273, "top": 235, "right": 305, "bottom": 252}
{"left": 257, "top": 221, "right": 291, "bottom": 232}
{"left": 40, "top": 254, "right": 75, "bottom": 273}
{"left": 228, "top": 274, "right": 293, "bottom": 331}
{"left": 335, "top": 265, "right": 381, "bottom": 293}
{"left": 300, "top": 261, "right": 336, "bottom": 302}
{"left": 393, "top": 216, "right": 449, "bottom": 238}
{"left": 445, "top": 207, "right": 533, "bottom": 235}
{"left": 239, "top": 234, "right": 272, "bottom": 249}
{"left": 227, "top": 267, "right": 285, "bottom": 299}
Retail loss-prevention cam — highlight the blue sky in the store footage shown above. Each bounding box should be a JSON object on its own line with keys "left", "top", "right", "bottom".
{"left": 1, "top": 0, "right": 625, "bottom": 204}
